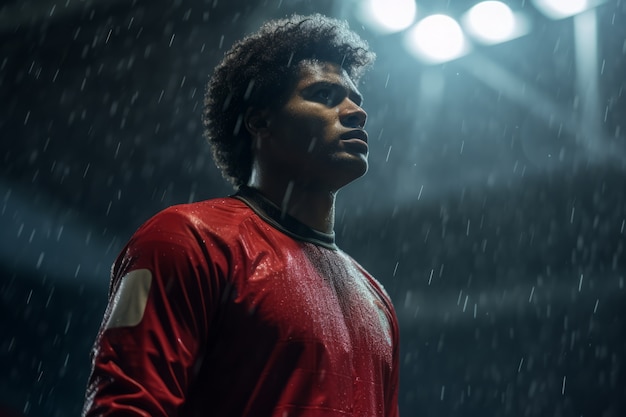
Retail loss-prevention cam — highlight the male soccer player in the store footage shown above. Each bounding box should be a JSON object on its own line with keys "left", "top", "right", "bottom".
{"left": 83, "top": 13, "right": 400, "bottom": 417}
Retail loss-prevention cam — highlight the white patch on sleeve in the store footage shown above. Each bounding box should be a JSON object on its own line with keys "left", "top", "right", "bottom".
{"left": 105, "top": 269, "right": 153, "bottom": 329}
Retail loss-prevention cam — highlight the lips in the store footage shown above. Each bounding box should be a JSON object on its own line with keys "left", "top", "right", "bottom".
{"left": 340, "top": 129, "right": 368, "bottom": 144}
{"left": 339, "top": 129, "right": 369, "bottom": 156}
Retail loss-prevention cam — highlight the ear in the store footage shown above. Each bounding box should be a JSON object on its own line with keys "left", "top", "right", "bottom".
{"left": 244, "top": 107, "right": 271, "bottom": 138}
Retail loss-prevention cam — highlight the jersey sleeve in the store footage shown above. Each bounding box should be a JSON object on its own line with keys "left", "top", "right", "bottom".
{"left": 388, "top": 308, "right": 401, "bottom": 417}
{"left": 82, "top": 210, "right": 226, "bottom": 416}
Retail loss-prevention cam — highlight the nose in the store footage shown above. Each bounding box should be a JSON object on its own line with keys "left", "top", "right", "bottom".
{"left": 339, "top": 99, "right": 367, "bottom": 129}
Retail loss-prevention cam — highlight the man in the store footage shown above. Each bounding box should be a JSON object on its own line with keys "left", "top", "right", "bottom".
{"left": 83, "top": 13, "right": 400, "bottom": 416}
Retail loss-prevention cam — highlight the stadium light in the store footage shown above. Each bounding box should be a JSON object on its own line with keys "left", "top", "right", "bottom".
{"left": 404, "top": 14, "right": 468, "bottom": 64}
{"left": 531, "top": 0, "right": 596, "bottom": 19}
{"left": 357, "top": 0, "right": 417, "bottom": 34}
{"left": 462, "top": 1, "right": 530, "bottom": 44}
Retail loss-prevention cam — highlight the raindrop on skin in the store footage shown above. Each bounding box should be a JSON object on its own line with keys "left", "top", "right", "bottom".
{"left": 307, "top": 137, "right": 317, "bottom": 153}
{"left": 281, "top": 180, "right": 295, "bottom": 217}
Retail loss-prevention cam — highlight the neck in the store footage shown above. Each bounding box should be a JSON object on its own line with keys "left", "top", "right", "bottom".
{"left": 247, "top": 176, "right": 337, "bottom": 234}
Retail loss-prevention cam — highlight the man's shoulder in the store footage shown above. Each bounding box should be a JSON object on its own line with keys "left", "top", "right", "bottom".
{"left": 134, "top": 196, "right": 253, "bottom": 241}
{"left": 162, "top": 196, "right": 249, "bottom": 221}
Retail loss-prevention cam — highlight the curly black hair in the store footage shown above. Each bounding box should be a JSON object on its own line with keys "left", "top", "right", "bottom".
{"left": 203, "top": 13, "right": 376, "bottom": 188}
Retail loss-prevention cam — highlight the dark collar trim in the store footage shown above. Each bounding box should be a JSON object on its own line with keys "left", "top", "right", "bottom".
{"left": 233, "top": 186, "right": 337, "bottom": 250}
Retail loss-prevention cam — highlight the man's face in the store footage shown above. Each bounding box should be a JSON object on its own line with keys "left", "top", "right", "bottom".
{"left": 260, "top": 60, "right": 369, "bottom": 191}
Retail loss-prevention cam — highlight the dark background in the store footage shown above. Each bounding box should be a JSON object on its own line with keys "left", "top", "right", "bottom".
{"left": 1, "top": 0, "right": 625, "bottom": 415}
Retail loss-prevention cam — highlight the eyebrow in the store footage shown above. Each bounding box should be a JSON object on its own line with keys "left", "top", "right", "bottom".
{"left": 307, "top": 80, "right": 364, "bottom": 106}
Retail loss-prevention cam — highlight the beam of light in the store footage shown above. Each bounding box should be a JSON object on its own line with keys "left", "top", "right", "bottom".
{"left": 458, "top": 53, "right": 622, "bottom": 165}
{"left": 357, "top": 0, "right": 417, "bottom": 34}
{"left": 462, "top": 1, "right": 531, "bottom": 44}
{"left": 404, "top": 14, "right": 468, "bottom": 64}
{"left": 459, "top": 53, "right": 580, "bottom": 142}
{"left": 531, "top": 0, "right": 597, "bottom": 19}
{"left": 574, "top": 8, "right": 602, "bottom": 150}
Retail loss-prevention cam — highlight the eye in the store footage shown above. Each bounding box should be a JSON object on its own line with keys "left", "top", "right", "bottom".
{"left": 313, "top": 88, "right": 335, "bottom": 104}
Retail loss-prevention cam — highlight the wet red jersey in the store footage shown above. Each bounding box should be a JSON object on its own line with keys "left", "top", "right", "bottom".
{"left": 83, "top": 186, "right": 400, "bottom": 416}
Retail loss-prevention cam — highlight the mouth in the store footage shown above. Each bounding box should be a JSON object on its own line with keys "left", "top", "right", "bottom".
{"left": 341, "top": 129, "right": 368, "bottom": 143}
{"left": 340, "top": 129, "right": 369, "bottom": 155}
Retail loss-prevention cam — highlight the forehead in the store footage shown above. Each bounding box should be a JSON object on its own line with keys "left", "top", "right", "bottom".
{"left": 294, "top": 60, "right": 360, "bottom": 95}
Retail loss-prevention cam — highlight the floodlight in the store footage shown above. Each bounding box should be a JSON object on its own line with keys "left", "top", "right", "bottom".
{"left": 404, "top": 14, "right": 468, "bottom": 64}
{"left": 358, "top": 0, "right": 417, "bottom": 34}
{"left": 464, "top": 1, "right": 516, "bottom": 43}
{"left": 532, "top": 0, "right": 590, "bottom": 19}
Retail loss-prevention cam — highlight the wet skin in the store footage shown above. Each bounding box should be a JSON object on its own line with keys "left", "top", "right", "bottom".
{"left": 251, "top": 60, "right": 369, "bottom": 193}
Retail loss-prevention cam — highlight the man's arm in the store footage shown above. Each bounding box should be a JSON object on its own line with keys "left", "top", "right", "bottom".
{"left": 83, "top": 214, "right": 223, "bottom": 416}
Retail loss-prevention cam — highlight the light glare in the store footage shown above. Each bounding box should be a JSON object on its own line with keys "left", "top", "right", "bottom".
{"left": 465, "top": 1, "right": 516, "bottom": 43}
{"left": 359, "top": 0, "right": 417, "bottom": 34}
{"left": 532, "top": 0, "right": 589, "bottom": 19}
{"left": 405, "top": 14, "right": 467, "bottom": 64}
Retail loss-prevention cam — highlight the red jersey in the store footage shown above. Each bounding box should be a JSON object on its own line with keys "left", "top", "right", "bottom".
{"left": 83, "top": 186, "right": 400, "bottom": 416}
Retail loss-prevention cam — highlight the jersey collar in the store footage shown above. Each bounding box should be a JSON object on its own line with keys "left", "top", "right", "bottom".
{"left": 233, "top": 186, "right": 337, "bottom": 250}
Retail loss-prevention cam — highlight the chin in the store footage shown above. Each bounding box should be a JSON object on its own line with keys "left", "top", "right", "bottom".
{"left": 332, "top": 158, "right": 369, "bottom": 189}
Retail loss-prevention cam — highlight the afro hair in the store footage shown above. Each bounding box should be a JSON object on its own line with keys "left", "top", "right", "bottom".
{"left": 203, "top": 13, "right": 375, "bottom": 188}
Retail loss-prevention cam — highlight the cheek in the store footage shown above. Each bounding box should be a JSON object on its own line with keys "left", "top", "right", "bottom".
{"left": 285, "top": 117, "right": 328, "bottom": 144}
{"left": 301, "top": 121, "right": 334, "bottom": 155}
{"left": 305, "top": 136, "right": 319, "bottom": 154}
{"left": 272, "top": 107, "right": 335, "bottom": 153}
